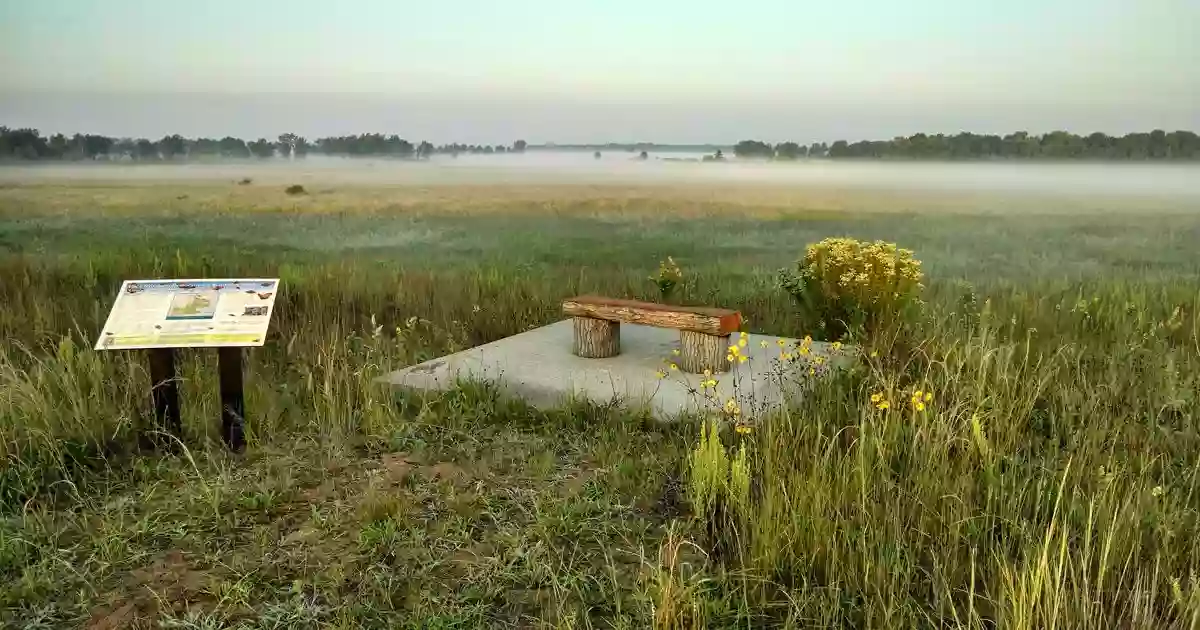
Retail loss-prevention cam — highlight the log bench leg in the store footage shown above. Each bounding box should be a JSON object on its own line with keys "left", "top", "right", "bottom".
{"left": 679, "top": 330, "right": 731, "bottom": 374}
{"left": 573, "top": 316, "right": 620, "bottom": 358}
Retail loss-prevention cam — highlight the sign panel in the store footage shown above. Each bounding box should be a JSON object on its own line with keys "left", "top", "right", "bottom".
{"left": 95, "top": 279, "right": 280, "bottom": 350}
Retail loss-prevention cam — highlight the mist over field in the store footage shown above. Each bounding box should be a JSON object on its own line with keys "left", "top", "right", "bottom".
{"left": 3, "top": 154, "right": 1199, "bottom": 199}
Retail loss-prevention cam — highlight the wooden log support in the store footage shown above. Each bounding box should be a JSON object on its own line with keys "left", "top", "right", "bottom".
{"left": 218, "top": 347, "right": 247, "bottom": 452}
{"left": 572, "top": 316, "right": 620, "bottom": 358}
{"left": 147, "top": 348, "right": 181, "bottom": 450}
{"left": 679, "top": 329, "right": 732, "bottom": 374}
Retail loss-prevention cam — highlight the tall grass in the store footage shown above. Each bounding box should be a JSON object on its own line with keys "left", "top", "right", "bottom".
{"left": 1, "top": 185, "right": 1198, "bottom": 627}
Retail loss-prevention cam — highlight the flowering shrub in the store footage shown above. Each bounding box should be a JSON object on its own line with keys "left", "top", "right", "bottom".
{"left": 778, "top": 237, "right": 924, "bottom": 338}
{"left": 650, "top": 256, "right": 683, "bottom": 301}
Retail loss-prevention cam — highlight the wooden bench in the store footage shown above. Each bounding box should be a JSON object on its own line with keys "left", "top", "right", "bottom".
{"left": 562, "top": 295, "right": 742, "bottom": 373}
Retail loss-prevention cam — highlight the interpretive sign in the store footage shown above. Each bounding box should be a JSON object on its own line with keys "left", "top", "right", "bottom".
{"left": 95, "top": 279, "right": 280, "bottom": 350}
{"left": 94, "top": 278, "right": 281, "bottom": 453}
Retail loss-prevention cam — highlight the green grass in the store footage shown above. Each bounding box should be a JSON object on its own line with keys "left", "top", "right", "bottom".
{"left": 1, "top": 182, "right": 1199, "bottom": 628}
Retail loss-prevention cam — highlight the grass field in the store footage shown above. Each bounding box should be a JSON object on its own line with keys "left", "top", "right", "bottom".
{"left": 1, "top": 181, "right": 1199, "bottom": 629}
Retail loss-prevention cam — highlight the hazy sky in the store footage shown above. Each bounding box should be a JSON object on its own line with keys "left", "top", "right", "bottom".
{"left": 2, "top": 0, "right": 1197, "bottom": 143}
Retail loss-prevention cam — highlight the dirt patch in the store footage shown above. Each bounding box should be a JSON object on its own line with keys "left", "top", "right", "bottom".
{"left": 425, "top": 461, "right": 467, "bottom": 483}
{"left": 380, "top": 452, "right": 415, "bottom": 483}
{"left": 130, "top": 550, "right": 209, "bottom": 607}
{"left": 91, "top": 550, "right": 212, "bottom": 626}
{"left": 86, "top": 602, "right": 138, "bottom": 630}
{"left": 299, "top": 479, "right": 338, "bottom": 502}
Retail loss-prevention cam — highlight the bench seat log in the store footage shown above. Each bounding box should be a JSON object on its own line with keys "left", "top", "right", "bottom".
{"left": 562, "top": 296, "right": 741, "bottom": 335}
{"left": 563, "top": 295, "right": 742, "bottom": 373}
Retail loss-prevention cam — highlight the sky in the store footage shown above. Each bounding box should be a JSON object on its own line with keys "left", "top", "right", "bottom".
{"left": 1, "top": 0, "right": 1197, "bottom": 143}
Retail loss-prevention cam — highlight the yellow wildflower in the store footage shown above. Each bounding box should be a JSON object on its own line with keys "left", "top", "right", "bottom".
{"left": 759, "top": 340, "right": 768, "bottom": 348}
{"left": 776, "top": 339, "right": 786, "bottom": 347}
{"left": 814, "top": 356, "right": 825, "bottom": 365}
{"left": 739, "top": 331, "right": 748, "bottom": 339}
{"left": 726, "top": 354, "right": 735, "bottom": 362}
{"left": 924, "top": 391, "right": 933, "bottom": 402}
{"left": 870, "top": 350, "right": 878, "bottom": 358}
{"left": 832, "top": 341, "right": 842, "bottom": 351}
{"left": 671, "top": 349, "right": 680, "bottom": 356}
{"left": 798, "top": 345, "right": 810, "bottom": 356}
{"left": 669, "top": 363, "right": 679, "bottom": 371}
{"left": 728, "top": 345, "right": 740, "bottom": 356}
{"left": 738, "top": 355, "right": 747, "bottom": 363}
{"left": 803, "top": 335, "right": 813, "bottom": 345}
{"left": 735, "top": 423, "right": 752, "bottom": 435}
{"left": 870, "top": 392, "right": 883, "bottom": 403}
{"left": 738, "top": 338, "right": 747, "bottom": 348}
{"left": 655, "top": 370, "right": 666, "bottom": 379}
{"left": 809, "top": 367, "right": 816, "bottom": 376}
{"left": 876, "top": 400, "right": 890, "bottom": 410}
{"left": 724, "top": 399, "right": 741, "bottom": 415}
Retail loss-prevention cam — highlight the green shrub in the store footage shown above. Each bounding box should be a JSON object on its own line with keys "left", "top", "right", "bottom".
{"left": 778, "top": 237, "right": 924, "bottom": 339}
{"left": 650, "top": 256, "right": 683, "bottom": 301}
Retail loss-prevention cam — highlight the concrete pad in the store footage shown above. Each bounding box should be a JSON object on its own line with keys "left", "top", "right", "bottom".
{"left": 377, "top": 319, "right": 849, "bottom": 421}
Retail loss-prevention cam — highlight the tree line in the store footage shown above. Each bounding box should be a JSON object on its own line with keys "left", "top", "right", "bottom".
{"left": 733, "top": 130, "right": 1200, "bottom": 160}
{"left": 4, "top": 126, "right": 1199, "bottom": 161}
{"left": 0, "top": 128, "right": 531, "bottom": 161}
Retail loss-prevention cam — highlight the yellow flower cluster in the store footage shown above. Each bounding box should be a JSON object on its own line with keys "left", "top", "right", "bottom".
{"left": 800, "top": 237, "right": 924, "bottom": 308}
{"left": 870, "top": 392, "right": 890, "bottom": 410}
{"left": 778, "top": 335, "right": 813, "bottom": 362}
{"left": 651, "top": 256, "right": 684, "bottom": 296}
{"left": 726, "top": 331, "right": 750, "bottom": 363}
{"left": 724, "top": 398, "right": 742, "bottom": 416}
{"left": 911, "top": 389, "right": 933, "bottom": 411}
{"left": 701, "top": 368, "right": 717, "bottom": 389}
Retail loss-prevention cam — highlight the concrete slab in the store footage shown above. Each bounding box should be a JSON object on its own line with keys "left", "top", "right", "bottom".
{"left": 377, "top": 319, "right": 849, "bottom": 421}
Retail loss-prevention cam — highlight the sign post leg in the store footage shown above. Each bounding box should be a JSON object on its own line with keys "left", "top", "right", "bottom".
{"left": 218, "top": 347, "right": 246, "bottom": 452}
{"left": 147, "top": 348, "right": 181, "bottom": 450}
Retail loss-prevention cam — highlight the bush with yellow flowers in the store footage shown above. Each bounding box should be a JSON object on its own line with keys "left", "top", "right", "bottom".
{"left": 778, "top": 237, "right": 924, "bottom": 338}
{"left": 650, "top": 256, "right": 683, "bottom": 301}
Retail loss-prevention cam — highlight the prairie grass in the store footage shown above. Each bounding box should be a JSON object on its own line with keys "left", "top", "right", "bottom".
{"left": 1, "top": 183, "right": 1198, "bottom": 628}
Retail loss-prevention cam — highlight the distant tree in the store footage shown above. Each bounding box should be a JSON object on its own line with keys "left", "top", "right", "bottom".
{"left": 219, "top": 136, "right": 251, "bottom": 158}
{"left": 158, "top": 134, "right": 186, "bottom": 159}
{"left": 278, "top": 133, "right": 299, "bottom": 160}
{"left": 417, "top": 141, "right": 435, "bottom": 158}
{"left": 112, "top": 138, "right": 136, "bottom": 159}
{"left": 512, "top": 139, "right": 527, "bottom": 153}
{"left": 494, "top": 144, "right": 507, "bottom": 153}
{"left": 248, "top": 138, "right": 275, "bottom": 158}
{"left": 134, "top": 139, "right": 158, "bottom": 160}
{"left": 774, "top": 141, "right": 803, "bottom": 160}
{"left": 733, "top": 140, "right": 773, "bottom": 158}
{"left": 189, "top": 137, "right": 221, "bottom": 156}
{"left": 82, "top": 134, "right": 113, "bottom": 159}
{"left": 639, "top": 150, "right": 648, "bottom": 160}
{"left": 48, "top": 133, "right": 70, "bottom": 159}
